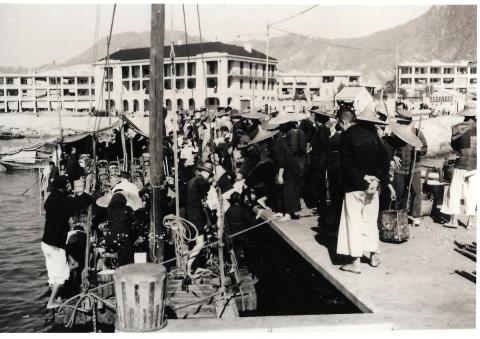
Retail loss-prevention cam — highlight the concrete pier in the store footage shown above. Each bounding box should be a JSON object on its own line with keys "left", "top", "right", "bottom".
{"left": 163, "top": 212, "right": 475, "bottom": 331}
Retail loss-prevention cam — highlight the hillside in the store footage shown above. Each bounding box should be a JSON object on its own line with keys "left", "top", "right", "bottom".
{"left": 63, "top": 30, "right": 201, "bottom": 66}
{"left": 246, "top": 5, "right": 477, "bottom": 83}
{"left": 2, "top": 5, "right": 476, "bottom": 86}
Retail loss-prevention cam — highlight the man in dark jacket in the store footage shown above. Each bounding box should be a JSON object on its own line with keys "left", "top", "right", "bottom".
{"left": 66, "top": 147, "right": 83, "bottom": 185}
{"left": 41, "top": 176, "right": 91, "bottom": 308}
{"left": 441, "top": 101, "right": 477, "bottom": 229}
{"left": 185, "top": 162, "right": 214, "bottom": 276}
{"left": 308, "top": 108, "right": 331, "bottom": 211}
{"left": 224, "top": 192, "right": 260, "bottom": 278}
{"left": 336, "top": 107, "right": 389, "bottom": 274}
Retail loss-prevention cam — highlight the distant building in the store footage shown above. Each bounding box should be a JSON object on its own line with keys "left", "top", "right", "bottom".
{"left": 335, "top": 86, "right": 373, "bottom": 113}
{"left": 0, "top": 66, "right": 94, "bottom": 114}
{"left": 93, "top": 42, "right": 278, "bottom": 114}
{"left": 397, "top": 60, "right": 477, "bottom": 98}
{"left": 277, "top": 71, "right": 363, "bottom": 102}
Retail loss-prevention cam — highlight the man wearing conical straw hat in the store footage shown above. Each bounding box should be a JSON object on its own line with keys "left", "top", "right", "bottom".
{"left": 441, "top": 101, "right": 477, "bottom": 229}
{"left": 336, "top": 106, "right": 389, "bottom": 274}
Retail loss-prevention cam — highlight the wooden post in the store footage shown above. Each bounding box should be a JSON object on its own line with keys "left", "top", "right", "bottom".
{"left": 130, "top": 137, "right": 134, "bottom": 181}
{"left": 216, "top": 188, "right": 227, "bottom": 303}
{"left": 149, "top": 4, "right": 165, "bottom": 263}
{"left": 38, "top": 167, "right": 42, "bottom": 215}
{"left": 92, "top": 136, "right": 97, "bottom": 182}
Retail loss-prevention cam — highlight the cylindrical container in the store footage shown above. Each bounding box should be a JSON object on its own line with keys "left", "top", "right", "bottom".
{"left": 113, "top": 263, "right": 167, "bottom": 332}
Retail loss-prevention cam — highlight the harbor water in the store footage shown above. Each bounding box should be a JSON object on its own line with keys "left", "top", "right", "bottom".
{"left": 0, "top": 140, "right": 51, "bottom": 332}
{"left": 0, "top": 139, "right": 358, "bottom": 333}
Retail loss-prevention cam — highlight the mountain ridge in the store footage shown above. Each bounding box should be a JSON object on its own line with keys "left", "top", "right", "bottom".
{"left": 1, "top": 5, "right": 476, "bottom": 85}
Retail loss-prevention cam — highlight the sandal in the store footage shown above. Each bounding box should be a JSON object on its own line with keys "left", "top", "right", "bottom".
{"left": 340, "top": 263, "right": 361, "bottom": 274}
{"left": 369, "top": 254, "right": 380, "bottom": 267}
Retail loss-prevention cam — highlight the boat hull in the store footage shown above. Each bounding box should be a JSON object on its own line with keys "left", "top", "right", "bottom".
{"left": 0, "top": 159, "right": 49, "bottom": 170}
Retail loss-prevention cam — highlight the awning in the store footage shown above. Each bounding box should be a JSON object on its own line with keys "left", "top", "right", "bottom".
{"left": 37, "top": 101, "right": 49, "bottom": 109}
{"left": 295, "top": 77, "right": 309, "bottom": 83}
{"left": 50, "top": 101, "right": 61, "bottom": 109}
{"left": 121, "top": 115, "right": 149, "bottom": 138}
{"left": 63, "top": 101, "right": 76, "bottom": 109}
{"left": 1, "top": 150, "right": 36, "bottom": 164}
{"left": 281, "top": 77, "right": 295, "bottom": 83}
{"left": 21, "top": 101, "right": 35, "bottom": 109}
{"left": 77, "top": 101, "right": 92, "bottom": 109}
{"left": 35, "top": 89, "right": 47, "bottom": 98}
{"left": 0, "top": 102, "right": 5, "bottom": 109}
{"left": 8, "top": 102, "right": 18, "bottom": 109}
{"left": 60, "top": 120, "right": 122, "bottom": 144}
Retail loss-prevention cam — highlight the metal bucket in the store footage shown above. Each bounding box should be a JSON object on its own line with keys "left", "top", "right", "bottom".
{"left": 380, "top": 208, "right": 409, "bottom": 243}
{"left": 113, "top": 263, "right": 167, "bottom": 332}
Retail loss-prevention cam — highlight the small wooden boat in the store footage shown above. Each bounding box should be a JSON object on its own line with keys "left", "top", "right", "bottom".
{"left": 0, "top": 131, "right": 25, "bottom": 140}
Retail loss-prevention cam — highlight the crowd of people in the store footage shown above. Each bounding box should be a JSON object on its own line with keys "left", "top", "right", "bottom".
{"left": 40, "top": 99, "right": 477, "bottom": 308}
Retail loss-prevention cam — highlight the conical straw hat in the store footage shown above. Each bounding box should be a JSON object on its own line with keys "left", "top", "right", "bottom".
{"left": 356, "top": 105, "right": 389, "bottom": 125}
{"left": 390, "top": 122, "right": 422, "bottom": 148}
{"left": 269, "top": 110, "right": 305, "bottom": 125}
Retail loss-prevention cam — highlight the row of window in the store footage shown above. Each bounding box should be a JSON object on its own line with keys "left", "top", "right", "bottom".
{"left": 0, "top": 89, "right": 95, "bottom": 97}
{"left": 0, "top": 76, "right": 93, "bottom": 86}
{"left": 105, "top": 77, "right": 276, "bottom": 92}
{"left": 400, "top": 66, "right": 477, "bottom": 75}
{"left": 117, "top": 62, "right": 206, "bottom": 79}
{"left": 400, "top": 78, "right": 477, "bottom": 85}
{"left": 235, "top": 79, "right": 275, "bottom": 90}
{"left": 228, "top": 60, "right": 276, "bottom": 77}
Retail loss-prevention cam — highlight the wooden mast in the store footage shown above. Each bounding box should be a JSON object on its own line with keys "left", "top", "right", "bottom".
{"left": 149, "top": 4, "right": 165, "bottom": 263}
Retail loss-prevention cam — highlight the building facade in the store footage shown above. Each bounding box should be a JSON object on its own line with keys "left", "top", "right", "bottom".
{"left": 277, "top": 71, "right": 362, "bottom": 102}
{"left": 94, "top": 42, "right": 278, "bottom": 114}
{"left": 0, "top": 66, "right": 94, "bottom": 114}
{"left": 398, "top": 60, "right": 477, "bottom": 98}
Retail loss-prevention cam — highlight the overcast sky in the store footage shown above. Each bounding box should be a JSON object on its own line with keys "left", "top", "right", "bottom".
{"left": 0, "top": 3, "right": 432, "bottom": 68}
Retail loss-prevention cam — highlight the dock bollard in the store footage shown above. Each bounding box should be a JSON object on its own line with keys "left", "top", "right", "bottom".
{"left": 113, "top": 263, "right": 168, "bottom": 331}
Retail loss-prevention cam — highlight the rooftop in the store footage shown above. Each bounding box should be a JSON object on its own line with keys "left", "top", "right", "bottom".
{"left": 99, "top": 42, "right": 276, "bottom": 63}
{"left": 399, "top": 60, "right": 475, "bottom": 67}
{"left": 279, "top": 70, "right": 362, "bottom": 77}
{"left": 336, "top": 86, "right": 369, "bottom": 98}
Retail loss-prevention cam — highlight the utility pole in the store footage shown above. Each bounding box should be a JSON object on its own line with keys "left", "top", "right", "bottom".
{"left": 395, "top": 46, "right": 399, "bottom": 101}
{"left": 266, "top": 22, "right": 270, "bottom": 114}
{"left": 149, "top": 3, "right": 165, "bottom": 263}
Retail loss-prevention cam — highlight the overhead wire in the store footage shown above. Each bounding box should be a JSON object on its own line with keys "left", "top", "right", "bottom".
{"left": 182, "top": 5, "right": 196, "bottom": 106}
{"left": 270, "top": 26, "right": 394, "bottom": 54}
{"left": 269, "top": 4, "right": 319, "bottom": 27}
{"left": 91, "top": 4, "right": 101, "bottom": 131}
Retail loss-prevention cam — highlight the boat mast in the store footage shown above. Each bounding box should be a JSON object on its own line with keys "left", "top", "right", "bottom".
{"left": 149, "top": 4, "right": 166, "bottom": 263}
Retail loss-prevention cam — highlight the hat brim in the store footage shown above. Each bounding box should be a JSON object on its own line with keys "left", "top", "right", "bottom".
{"left": 240, "top": 113, "right": 268, "bottom": 120}
{"left": 390, "top": 123, "right": 423, "bottom": 148}
{"left": 309, "top": 109, "right": 332, "bottom": 118}
{"left": 356, "top": 116, "right": 389, "bottom": 125}
{"left": 96, "top": 191, "right": 143, "bottom": 210}
{"left": 269, "top": 113, "right": 305, "bottom": 125}
{"left": 244, "top": 130, "right": 279, "bottom": 147}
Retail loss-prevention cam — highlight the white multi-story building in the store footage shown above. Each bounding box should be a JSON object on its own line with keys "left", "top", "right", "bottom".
{"left": 277, "top": 71, "right": 363, "bottom": 102}
{"left": 397, "top": 60, "right": 477, "bottom": 98}
{"left": 94, "top": 42, "right": 278, "bottom": 114}
{"left": 0, "top": 65, "right": 95, "bottom": 114}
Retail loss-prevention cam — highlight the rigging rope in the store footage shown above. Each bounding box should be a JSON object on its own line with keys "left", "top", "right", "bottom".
{"left": 269, "top": 4, "right": 319, "bottom": 27}
{"left": 195, "top": 5, "right": 209, "bottom": 106}
{"left": 271, "top": 26, "right": 393, "bottom": 54}
{"left": 90, "top": 4, "right": 101, "bottom": 117}
{"left": 182, "top": 5, "right": 196, "bottom": 107}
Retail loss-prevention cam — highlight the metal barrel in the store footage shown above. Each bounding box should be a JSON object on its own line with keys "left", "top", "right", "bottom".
{"left": 113, "top": 263, "right": 168, "bottom": 332}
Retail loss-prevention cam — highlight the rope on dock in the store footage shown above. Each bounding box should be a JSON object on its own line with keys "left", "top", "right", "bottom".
{"left": 58, "top": 215, "right": 276, "bottom": 323}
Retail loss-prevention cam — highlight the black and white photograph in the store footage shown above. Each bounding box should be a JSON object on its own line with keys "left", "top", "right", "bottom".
{"left": 0, "top": 0, "right": 477, "bottom": 334}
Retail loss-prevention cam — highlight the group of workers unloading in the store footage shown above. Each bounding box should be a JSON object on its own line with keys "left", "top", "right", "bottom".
{"left": 41, "top": 99, "right": 477, "bottom": 308}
